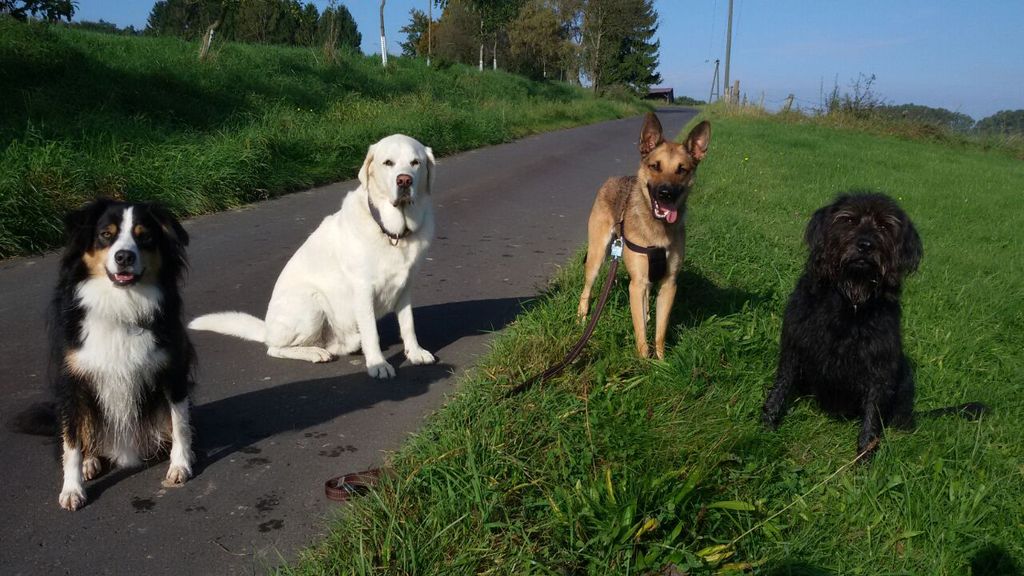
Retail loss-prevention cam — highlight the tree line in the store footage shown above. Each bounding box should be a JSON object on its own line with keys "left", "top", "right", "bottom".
{"left": 400, "top": 0, "right": 661, "bottom": 95}
{"left": 144, "top": 0, "right": 360, "bottom": 51}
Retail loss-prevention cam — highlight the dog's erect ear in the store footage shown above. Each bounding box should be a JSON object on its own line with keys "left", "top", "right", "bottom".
{"left": 63, "top": 198, "right": 112, "bottom": 250}
{"left": 898, "top": 213, "right": 923, "bottom": 276}
{"left": 147, "top": 203, "right": 189, "bottom": 248}
{"left": 424, "top": 145, "right": 436, "bottom": 195}
{"left": 685, "top": 121, "right": 711, "bottom": 162}
{"left": 358, "top": 143, "right": 376, "bottom": 188}
{"left": 639, "top": 112, "right": 664, "bottom": 156}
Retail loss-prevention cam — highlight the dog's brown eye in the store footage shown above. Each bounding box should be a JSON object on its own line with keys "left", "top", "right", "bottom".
{"left": 383, "top": 160, "right": 395, "bottom": 167}
{"left": 649, "top": 161, "right": 661, "bottom": 172}
{"left": 410, "top": 159, "right": 420, "bottom": 166}
{"left": 676, "top": 164, "right": 687, "bottom": 175}
{"left": 99, "top": 230, "right": 113, "bottom": 240}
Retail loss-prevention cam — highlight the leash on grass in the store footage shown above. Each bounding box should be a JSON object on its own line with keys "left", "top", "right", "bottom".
{"left": 324, "top": 235, "right": 626, "bottom": 501}
{"left": 505, "top": 237, "right": 624, "bottom": 397}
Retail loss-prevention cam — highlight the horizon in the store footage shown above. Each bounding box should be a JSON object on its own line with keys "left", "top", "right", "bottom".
{"left": 71, "top": 0, "right": 1023, "bottom": 120}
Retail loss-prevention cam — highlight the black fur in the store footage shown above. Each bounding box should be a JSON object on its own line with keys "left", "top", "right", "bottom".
{"left": 47, "top": 198, "right": 194, "bottom": 457}
{"left": 762, "top": 192, "right": 984, "bottom": 459}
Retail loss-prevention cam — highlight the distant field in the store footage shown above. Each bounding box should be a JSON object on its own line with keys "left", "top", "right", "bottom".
{"left": 285, "top": 112, "right": 1024, "bottom": 574}
{"left": 0, "top": 19, "right": 643, "bottom": 258}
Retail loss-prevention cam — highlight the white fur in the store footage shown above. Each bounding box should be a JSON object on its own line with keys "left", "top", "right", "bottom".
{"left": 189, "top": 134, "right": 438, "bottom": 378}
{"left": 106, "top": 206, "right": 140, "bottom": 276}
{"left": 165, "top": 398, "right": 194, "bottom": 485}
{"left": 72, "top": 277, "right": 166, "bottom": 441}
{"left": 59, "top": 441, "right": 86, "bottom": 511}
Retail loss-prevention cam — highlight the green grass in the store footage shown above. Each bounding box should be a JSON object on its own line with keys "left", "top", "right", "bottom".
{"left": 0, "top": 19, "right": 643, "bottom": 258}
{"left": 284, "top": 111, "right": 1024, "bottom": 575}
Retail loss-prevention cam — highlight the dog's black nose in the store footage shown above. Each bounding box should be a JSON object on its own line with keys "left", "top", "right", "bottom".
{"left": 857, "top": 239, "right": 874, "bottom": 253}
{"left": 114, "top": 250, "right": 136, "bottom": 267}
{"left": 396, "top": 174, "right": 412, "bottom": 189}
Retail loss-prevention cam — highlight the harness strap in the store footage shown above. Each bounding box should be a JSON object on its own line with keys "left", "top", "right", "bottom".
{"left": 367, "top": 195, "right": 410, "bottom": 244}
{"left": 617, "top": 220, "right": 668, "bottom": 285}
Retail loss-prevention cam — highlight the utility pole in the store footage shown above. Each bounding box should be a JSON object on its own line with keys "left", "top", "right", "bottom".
{"left": 723, "top": 0, "right": 733, "bottom": 102}
{"left": 380, "top": 0, "right": 387, "bottom": 66}
{"left": 708, "top": 59, "right": 720, "bottom": 103}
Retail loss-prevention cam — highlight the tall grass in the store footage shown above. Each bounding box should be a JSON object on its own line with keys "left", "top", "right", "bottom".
{"left": 0, "top": 19, "right": 643, "bottom": 257}
{"left": 284, "top": 113, "right": 1024, "bottom": 574}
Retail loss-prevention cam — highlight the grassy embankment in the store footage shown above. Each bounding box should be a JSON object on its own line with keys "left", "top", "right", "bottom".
{"left": 286, "top": 109, "right": 1024, "bottom": 574}
{"left": 0, "top": 19, "right": 643, "bottom": 258}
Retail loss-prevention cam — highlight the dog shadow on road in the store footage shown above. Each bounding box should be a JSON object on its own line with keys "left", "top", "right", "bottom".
{"left": 192, "top": 361, "right": 454, "bottom": 473}
{"left": 191, "top": 296, "right": 533, "bottom": 471}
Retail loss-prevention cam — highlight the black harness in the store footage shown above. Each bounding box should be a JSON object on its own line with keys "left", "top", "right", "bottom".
{"left": 616, "top": 219, "right": 668, "bottom": 285}
{"left": 367, "top": 196, "right": 410, "bottom": 245}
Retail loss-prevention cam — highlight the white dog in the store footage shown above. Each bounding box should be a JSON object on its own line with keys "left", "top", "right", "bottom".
{"left": 189, "top": 134, "right": 437, "bottom": 378}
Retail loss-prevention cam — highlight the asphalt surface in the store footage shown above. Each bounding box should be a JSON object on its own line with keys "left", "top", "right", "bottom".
{"left": 0, "top": 107, "right": 695, "bottom": 575}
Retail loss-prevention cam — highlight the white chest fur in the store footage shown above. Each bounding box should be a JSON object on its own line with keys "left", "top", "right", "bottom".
{"left": 71, "top": 278, "right": 168, "bottom": 432}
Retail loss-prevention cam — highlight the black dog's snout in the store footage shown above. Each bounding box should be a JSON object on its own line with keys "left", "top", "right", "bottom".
{"left": 856, "top": 238, "right": 874, "bottom": 253}
{"left": 396, "top": 174, "right": 413, "bottom": 189}
{"left": 114, "top": 250, "right": 136, "bottom": 267}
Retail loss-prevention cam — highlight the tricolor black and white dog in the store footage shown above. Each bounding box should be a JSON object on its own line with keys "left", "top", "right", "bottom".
{"left": 49, "top": 198, "right": 195, "bottom": 510}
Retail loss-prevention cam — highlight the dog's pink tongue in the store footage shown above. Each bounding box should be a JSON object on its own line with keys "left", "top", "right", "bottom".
{"left": 664, "top": 207, "right": 678, "bottom": 224}
{"left": 115, "top": 273, "right": 134, "bottom": 282}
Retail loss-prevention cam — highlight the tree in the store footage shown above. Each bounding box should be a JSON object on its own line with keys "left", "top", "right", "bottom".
{"left": 399, "top": 8, "right": 432, "bottom": 57}
{"left": 432, "top": 0, "right": 480, "bottom": 65}
{"left": 582, "top": 0, "right": 660, "bottom": 94}
{"left": 0, "top": 0, "right": 74, "bottom": 22}
{"left": 507, "top": 0, "right": 565, "bottom": 80}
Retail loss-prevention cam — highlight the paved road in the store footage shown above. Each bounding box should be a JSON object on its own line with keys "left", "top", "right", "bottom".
{"left": 0, "top": 108, "right": 695, "bottom": 575}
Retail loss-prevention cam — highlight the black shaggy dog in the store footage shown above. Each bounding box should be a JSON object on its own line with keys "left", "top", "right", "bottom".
{"left": 45, "top": 198, "right": 195, "bottom": 510}
{"left": 761, "top": 193, "right": 984, "bottom": 459}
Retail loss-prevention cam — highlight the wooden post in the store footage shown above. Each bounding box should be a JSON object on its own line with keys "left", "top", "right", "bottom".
{"left": 783, "top": 93, "right": 795, "bottom": 112}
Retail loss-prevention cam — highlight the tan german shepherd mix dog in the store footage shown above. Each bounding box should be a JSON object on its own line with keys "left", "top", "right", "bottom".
{"left": 577, "top": 113, "right": 711, "bottom": 359}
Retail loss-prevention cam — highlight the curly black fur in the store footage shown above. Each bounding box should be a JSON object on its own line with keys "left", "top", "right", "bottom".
{"left": 762, "top": 192, "right": 984, "bottom": 459}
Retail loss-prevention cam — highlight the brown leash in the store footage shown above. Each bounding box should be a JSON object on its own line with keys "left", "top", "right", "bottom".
{"left": 506, "top": 239, "right": 622, "bottom": 397}
{"left": 325, "top": 467, "right": 388, "bottom": 502}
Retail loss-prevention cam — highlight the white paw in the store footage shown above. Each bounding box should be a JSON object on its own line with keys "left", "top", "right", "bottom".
{"left": 406, "top": 348, "right": 436, "bottom": 365}
{"left": 82, "top": 457, "right": 102, "bottom": 481}
{"left": 59, "top": 487, "right": 87, "bottom": 511}
{"left": 366, "top": 360, "right": 396, "bottom": 379}
{"left": 309, "top": 347, "right": 335, "bottom": 363}
{"left": 164, "top": 463, "right": 192, "bottom": 487}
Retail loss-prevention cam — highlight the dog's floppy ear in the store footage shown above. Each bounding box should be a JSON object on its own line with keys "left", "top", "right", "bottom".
{"left": 639, "top": 112, "right": 664, "bottom": 156}
{"left": 898, "top": 213, "right": 923, "bottom": 276}
{"left": 63, "top": 198, "right": 111, "bottom": 251}
{"left": 147, "top": 203, "right": 189, "bottom": 248}
{"left": 424, "top": 145, "right": 436, "bottom": 194}
{"left": 358, "top": 143, "right": 376, "bottom": 188}
{"left": 804, "top": 201, "right": 834, "bottom": 279}
{"left": 684, "top": 121, "right": 711, "bottom": 162}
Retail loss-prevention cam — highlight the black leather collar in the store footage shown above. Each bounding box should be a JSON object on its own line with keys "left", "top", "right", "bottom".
{"left": 367, "top": 195, "right": 410, "bottom": 244}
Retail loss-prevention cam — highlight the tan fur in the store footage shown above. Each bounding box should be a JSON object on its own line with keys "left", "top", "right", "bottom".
{"left": 577, "top": 113, "right": 711, "bottom": 359}
{"left": 82, "top": 247, "right": 109, "bottom": 278}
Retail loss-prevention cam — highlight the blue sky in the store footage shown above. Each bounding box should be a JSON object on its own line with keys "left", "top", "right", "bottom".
{"left": 75, "top": 0, "right": 1023, "bottom": 120}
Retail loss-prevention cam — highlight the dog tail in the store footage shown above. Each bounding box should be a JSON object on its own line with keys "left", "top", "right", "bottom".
{"left": 8, "top": 401, "right": 57, "bottom": 436}
{"left": 188, "top": 312, "right": 266, "bottom": 342}
{"left": 918, "top": 402, "right": 989, "bottom": 421}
